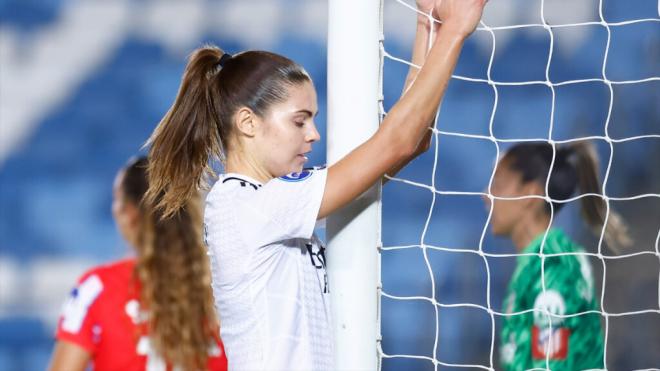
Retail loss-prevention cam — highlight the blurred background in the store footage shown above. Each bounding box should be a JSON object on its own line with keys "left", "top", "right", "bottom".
{"left": 0, "top": 0, "right": 658, "bottom": 370}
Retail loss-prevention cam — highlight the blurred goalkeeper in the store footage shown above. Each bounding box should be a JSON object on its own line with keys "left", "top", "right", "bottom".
{"left": 485, "top": 142, "right": 631, "bottom": 370}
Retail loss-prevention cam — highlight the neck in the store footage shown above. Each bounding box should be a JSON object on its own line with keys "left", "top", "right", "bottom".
{"left": 510, "top": 212, "right": 551, "bottom": 251}
{"left": 225, "top": 148, "right": 272, "bottom": 184}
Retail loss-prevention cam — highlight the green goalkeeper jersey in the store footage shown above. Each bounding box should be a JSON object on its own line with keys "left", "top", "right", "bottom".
{"left": 500, "top": 229, "right": 604, "bottom": 371}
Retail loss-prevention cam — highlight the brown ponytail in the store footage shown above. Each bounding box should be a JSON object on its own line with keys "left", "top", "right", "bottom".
{"left": 120, "top": 157, "right": 217, "bottom": 370}
{"left": 568, "top": 142, "right": 632, "bottom": 252}
{"left": 145, "top": 44, "right": 311, "bottom": 218}
{"left": 145, "top": 46, "right": 226, "bottom": 218}
{"left": 139, "top": 194, "right": 216, "bottom": 370}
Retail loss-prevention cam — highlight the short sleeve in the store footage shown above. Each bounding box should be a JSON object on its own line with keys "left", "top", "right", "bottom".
{"left": 55, "top": 272, "right": 104, "bottom": 353}
{"left": 239, "top": 167, "right": 327, "bottom": 247}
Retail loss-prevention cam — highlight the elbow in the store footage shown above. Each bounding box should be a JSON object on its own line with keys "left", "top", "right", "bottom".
{"left": 381, "top": 115, "right": 424, "bottom": 161}
{"left": 418, "top": 138, "right": 431, "bottom": 154}
{"left": 401, "top": 140, "right": 419, "bottom": 159}
{"left": 384, "top": 128, "right": 418, "bottom": 162}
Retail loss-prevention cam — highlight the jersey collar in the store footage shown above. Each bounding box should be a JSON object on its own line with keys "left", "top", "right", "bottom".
{"left": 222, "top": 173, "right": 263, "bottom": 189}
{"left": 523, "top": 228, "right": 562, "bottom": 254}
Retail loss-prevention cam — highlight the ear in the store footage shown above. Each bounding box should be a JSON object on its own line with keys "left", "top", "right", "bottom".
{"left": 523, "top": 180, "right": 545, "bottom": 196}
{"left": 521, "top": 181, "right": 546, "bottom": 210}
{"left": 235, "top": 107, "right": 258, "bottom": 137}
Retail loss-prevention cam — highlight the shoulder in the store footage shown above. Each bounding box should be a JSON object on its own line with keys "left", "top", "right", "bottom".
{"left": 544, "top": 229, "right": 582, "bottom": 254}
{"left": 516, "top": 231, "right": 582, "bottom": 284}
{"left": 207, "top": 174, "right": 262, "bottom": 205}
{"left": 57, "top": 261, "right": 135, "bottom": 334}
{"left": 252, "top": 166, "right": 327, "bottom": 207}
{"left": 71, "top": 259, "right": 136, "bottom": 296}
{"left": 542, "top": 230, "right": 589, "bottom": 274}
{"left": 62, "top": 260, "right": 137, "bottom": 322}
{"left": 272, "top": 166, "right": 328, "bottom": 187}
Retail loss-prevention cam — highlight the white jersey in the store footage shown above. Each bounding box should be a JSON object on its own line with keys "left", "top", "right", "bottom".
{"left": 204, "top": 168, "right": 333, "bottom": 371}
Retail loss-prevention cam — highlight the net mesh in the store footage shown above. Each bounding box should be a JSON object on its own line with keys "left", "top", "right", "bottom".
{"left": 377, "top": 0, "right": 660, "bottom": 369}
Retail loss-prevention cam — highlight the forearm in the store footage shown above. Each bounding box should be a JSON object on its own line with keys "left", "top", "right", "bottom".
{"left": 384, "top": 128, "right": 432, "bottom": 181}
{"left": 319, "top": 0, "right": 485, "bottom": 219}
{"left": 385, "top": 16, "right": 439, "bottom": 181}
{"left": 403, "top": 15, "right": 437, "bottom": 94}
{"left": 383, "top": 26, "right": 466, "bottom": 155}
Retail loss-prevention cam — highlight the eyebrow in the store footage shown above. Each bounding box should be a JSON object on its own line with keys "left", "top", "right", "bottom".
{"left": 295, "top": 109, "right": 318, "bottom": 118}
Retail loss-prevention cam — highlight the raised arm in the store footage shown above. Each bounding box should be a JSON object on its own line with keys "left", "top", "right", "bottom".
{"left": 386, "top": 0, "right": 440, "bottom": 180}
{"left": 319, "top": 0, "right": 486, "bottom": 219}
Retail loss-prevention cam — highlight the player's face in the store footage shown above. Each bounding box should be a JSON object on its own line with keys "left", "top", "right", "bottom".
{"left": 485, "top": 159, "right": 530, "bottom": 236}
{"left": 256, "top": 80, "right": 320, "bottom": 177}
{"left": 111, "top": 172, "right": 139, "bottom": 247}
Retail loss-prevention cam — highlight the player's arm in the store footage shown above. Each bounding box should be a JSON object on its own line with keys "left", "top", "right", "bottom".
{"left": 48, "top": 340, "right": 91, "bottom": 371}
{"left": 386, "top": 2, "right": 438, "bottom": 180}
{"left": 49, "top": 272, "right": 103, "bottom": 371}
{"left": 319, "top": 0, "right": 486, "bottom": 219}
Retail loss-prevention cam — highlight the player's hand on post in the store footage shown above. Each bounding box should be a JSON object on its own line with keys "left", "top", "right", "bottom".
{"left": 416, "top": 0, "right": 436, "bottom": 29}
{"left": 433, "top": 0, "right": 487, "bottom": 39}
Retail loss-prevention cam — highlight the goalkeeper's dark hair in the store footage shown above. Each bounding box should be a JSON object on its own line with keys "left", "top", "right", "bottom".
{"left": 503, "top": 141, "right": 632, "bottom": 252}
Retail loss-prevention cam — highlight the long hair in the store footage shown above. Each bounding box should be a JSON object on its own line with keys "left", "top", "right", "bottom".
{"left": 503, "top": 141, "right": 632, "bottom": 252}
{"left": 145, "top": 45, "right": 310, "bottom": 218}
{"left": 120, "top": 157, "right": 216, "bottom": 369}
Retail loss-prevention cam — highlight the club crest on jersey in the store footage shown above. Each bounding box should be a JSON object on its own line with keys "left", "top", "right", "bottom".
{"left": 532, "top": 325, "right": 570, "bottom": 360}
{"left": 279, "top": 170, "right": 313, "bottom": 182}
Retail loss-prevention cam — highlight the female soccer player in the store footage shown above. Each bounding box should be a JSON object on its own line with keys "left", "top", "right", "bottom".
{"left": 145, "top": 0, "right": 487, "bottom": 369}
{"left": 486, "top": 142, "right": 631, "bottom": 370}
{"left": 49, "top": 157, "right": 227, "bottom": 371}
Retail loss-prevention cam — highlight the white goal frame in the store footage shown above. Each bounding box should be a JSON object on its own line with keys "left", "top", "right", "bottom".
{"left": 327, "top": 0, "right": 383, "bottom": 369}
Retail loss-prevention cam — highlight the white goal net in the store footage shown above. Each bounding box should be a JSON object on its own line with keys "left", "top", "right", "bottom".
{"left": 377, "top": 0, "right": 660, "bottom": 370}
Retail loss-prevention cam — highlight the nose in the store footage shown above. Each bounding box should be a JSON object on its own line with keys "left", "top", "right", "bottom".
{"left": 306, "top": 122, "right": 321, "bottom": 143}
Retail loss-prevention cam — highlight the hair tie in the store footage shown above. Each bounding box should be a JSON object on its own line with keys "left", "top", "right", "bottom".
{"left": 218, "top": 53, "right": 232, "bottom": 68}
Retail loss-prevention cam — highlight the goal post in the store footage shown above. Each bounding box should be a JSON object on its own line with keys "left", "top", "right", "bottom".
{"left": 326, "top": 0, "right": 382, "bottom": 369}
